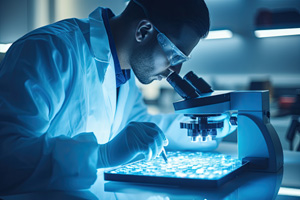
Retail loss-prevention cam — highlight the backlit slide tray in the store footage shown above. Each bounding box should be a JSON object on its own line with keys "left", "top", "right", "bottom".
{"left": 104, "top": 151, "right": 248, "bottom": 187}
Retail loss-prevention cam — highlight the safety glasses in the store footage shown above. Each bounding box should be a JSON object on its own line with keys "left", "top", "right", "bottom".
{"left": 133, "top": 0, "right": 190, "bottom": 66}
{"left": 155, "top": 27, "right": 190, "bottom": 66}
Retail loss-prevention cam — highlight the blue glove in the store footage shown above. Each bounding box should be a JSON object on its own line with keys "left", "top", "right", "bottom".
{"left": 97, "top": 122, "right": 168, "bottom": 168}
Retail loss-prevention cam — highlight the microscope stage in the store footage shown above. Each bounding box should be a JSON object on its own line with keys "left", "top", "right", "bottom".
{"left": 104, "top": 151, "right": 248, "bottom": 187}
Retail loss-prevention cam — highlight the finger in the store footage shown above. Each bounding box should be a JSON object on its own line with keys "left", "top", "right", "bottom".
{"left": 156, "top": 134, "right": 163, "bottom": 150}
{"left": 134, "top": 123, "right": 161, "bottom": 160}
{"left": 136, "top": 124, "right": 156, "bottom": 145}
{"left": 150, "top": 141, "right": 158, "bottom": 160}
{"left": 145, "top": 146, "right": 153, "bottom": 161}
{"left": 144, "top": 127, "right": 161, "bottom": 159}
{"left": 145, "top": 129, "right": 166, "bottom": 152}
{"left": 163, "top": 138, "right": 169, "bottom": 146}
{"left": 155, "top": 134, "right": 165, "bottom": 158}
{"left": 140, "top": 145, "right": 152, "bottom": 161}
{"left": 157, "top": 131, "right": 168, "bottom": 146}
{"left": 137, "top": 133, "right": 153, "bottom": 154}
{"left": 156, "top": 142, "right": 164, "bottom": 158}
{"left": 142, "top": 123, "right": 168, "bottom": 147}
{"left": 145, "top": 133, "right": 159, "bottom": 160}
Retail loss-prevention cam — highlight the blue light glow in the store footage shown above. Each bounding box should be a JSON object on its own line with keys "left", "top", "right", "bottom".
{"left": 107, "top": 151, "right": 242, "bottom": 180}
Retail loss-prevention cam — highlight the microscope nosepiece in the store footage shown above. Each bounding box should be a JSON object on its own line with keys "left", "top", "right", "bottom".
{"left": 181, "top": 115, "right": 224, "bottom": 142}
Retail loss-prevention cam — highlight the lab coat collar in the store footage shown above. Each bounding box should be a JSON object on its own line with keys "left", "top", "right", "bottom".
{"left": 89, "top": 7, "right": 111, "bottom": 63}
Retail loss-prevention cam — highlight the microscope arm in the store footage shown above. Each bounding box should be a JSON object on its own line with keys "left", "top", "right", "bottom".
{"left": 238, "top": 113, "right": 283, "bottom": 172}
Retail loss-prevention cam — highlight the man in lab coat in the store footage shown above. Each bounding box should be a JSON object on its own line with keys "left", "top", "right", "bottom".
{"left": 0, "top": 0, "right": 219, "bottom": 193}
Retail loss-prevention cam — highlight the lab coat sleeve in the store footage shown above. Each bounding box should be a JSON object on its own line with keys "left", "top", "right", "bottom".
{"left": 0, "top": 36, "right": 98, "bottom": 193}
{"left": 126, "top": 81, "right": 220, "bottom": 151}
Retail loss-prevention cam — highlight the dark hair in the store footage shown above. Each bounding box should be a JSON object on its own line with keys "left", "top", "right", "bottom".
{"left": 124, "top": 0, "right": 210, "bottom": 39}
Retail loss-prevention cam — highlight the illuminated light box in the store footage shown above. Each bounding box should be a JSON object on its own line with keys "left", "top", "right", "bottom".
{"left": 104, "top": 151, "right": 248, "bottom": 187}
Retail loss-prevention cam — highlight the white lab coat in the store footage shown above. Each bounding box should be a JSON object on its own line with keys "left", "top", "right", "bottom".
{"left": 0, "top": 7, "right": 219, "bottom": 193}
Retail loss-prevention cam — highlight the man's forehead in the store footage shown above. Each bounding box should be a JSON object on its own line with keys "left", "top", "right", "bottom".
{"left": 169, "top": 25, "right": 201, "bottom": 56}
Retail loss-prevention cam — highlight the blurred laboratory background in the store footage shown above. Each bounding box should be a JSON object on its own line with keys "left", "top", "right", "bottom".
{"left": 0, "top": 0, "right": 300, "bottom": 150}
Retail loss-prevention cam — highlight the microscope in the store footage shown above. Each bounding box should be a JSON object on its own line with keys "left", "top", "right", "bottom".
{"left": 167, "top": 71, "right": 283, "bottom": 173}
{"left": 104, "top": 71, "right": 283, "bottom": 187}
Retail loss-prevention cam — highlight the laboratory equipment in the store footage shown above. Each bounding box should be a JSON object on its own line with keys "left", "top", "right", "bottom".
{"left": 105, "top": 151, "right": 247, "bottom": 187}
{"left": 169, "top": 71, "right": 283, "bottom": 172}
{"left": 286, "top": 116, "right": 300, "bottom": 151}
{"left": 105, "top": 71, "right": 283, "bottom": 187}
{"left": 285, "top": 90, "right": 300, "bottom": 151}
{"left": 161, "top": 147, "right": 168, "bottom": 163}
{"left": 104, "top": 157, "right": 284, "bottom": 199}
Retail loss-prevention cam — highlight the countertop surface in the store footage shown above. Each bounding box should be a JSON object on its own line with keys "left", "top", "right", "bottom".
{"left": 1, "top": 142, "right": 299, "bottom": 200}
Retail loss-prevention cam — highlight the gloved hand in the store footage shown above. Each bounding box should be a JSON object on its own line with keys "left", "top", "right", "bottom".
{"left": 97, "top": 122, "right": 168, "bottom": 168}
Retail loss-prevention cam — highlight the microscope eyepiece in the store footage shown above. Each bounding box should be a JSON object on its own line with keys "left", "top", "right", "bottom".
{"left": 167, "top": 71, "right": 214, "bottom": 100}
{"left": 166, "top": 72, "right": 199, "bottom": 99}
{"left": 183, "top": 71, "right": 213, "bottom": 94}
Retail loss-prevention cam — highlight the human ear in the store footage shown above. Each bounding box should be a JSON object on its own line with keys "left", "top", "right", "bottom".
{"left": 135, "top": 20, "right": 154, "bottom": 42}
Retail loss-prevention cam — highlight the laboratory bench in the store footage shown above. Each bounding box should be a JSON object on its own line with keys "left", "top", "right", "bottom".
{"left": 0, "top": 142, "right": 299, "bottom": 200}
